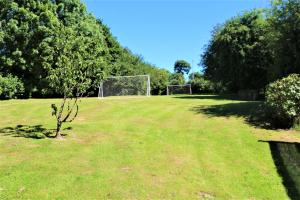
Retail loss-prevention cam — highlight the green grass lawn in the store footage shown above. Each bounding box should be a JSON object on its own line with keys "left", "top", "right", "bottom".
{"left": 0, "top": 95, "right": 299, "bottom": 199}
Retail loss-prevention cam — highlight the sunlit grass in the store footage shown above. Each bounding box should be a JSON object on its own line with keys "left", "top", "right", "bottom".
{"left": 0, "top": 95, "right": 299, "bottom": 199}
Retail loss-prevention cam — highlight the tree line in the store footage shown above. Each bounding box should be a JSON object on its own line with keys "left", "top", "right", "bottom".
{"left": 0, "top": 0, "right": 192, "bottom": 137}
{"left": 201, "top": 0, "right": 300, "bottom": 94}
{"left": 0, "top": 0, "right": 171, "bottom": 99}
{"left": 201, "top": 0, "right": 300, "bottom": 128}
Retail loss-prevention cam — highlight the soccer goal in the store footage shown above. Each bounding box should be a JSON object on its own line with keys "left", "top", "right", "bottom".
{"left": 98, "top": 75, "right": 151, "bottom": 98}
{"left": 167, "top": 84, "right": 192, "bottom": 95}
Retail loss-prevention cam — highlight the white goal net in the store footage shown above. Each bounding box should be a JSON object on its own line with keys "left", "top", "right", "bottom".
{"left": 167, "top": 84, "right": 192, "bottom": 95}
{"left": 98, "top": 75, "right": 151, "bottom": 98}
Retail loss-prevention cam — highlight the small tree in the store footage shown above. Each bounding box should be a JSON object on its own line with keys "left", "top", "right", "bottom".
{"left": 174, "top": 60, "right": 191, "bottom": 75}
{"left": 47, "top": 26, "right": 105, "bottom": 139}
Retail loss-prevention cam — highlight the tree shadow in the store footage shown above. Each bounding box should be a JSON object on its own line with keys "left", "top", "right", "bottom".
{"left": 0, "top": 125, "right": 72, "bottom": 139}
{"left": 173, "top": 94, "right": 241, "bottom": 101}
{"left": 259, "top": 140, "right": 300, "bottom": 200}
{"left": 0, "top": 125, "right": 54, "bottom": 139}
{"left": 191, "top": 101, "right": 273, "bottom": 129}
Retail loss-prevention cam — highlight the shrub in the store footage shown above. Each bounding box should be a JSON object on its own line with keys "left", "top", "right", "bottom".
{"left": 265, "top": 74, "right": 300, "bottom": 128}
{"left": 189, "top": 78, "right": 215, "bottom": 93}
{"left": 0, "top": 75, "right": 24, "bottom": 100}
{"left": 169, "top": 73, "right": 185, "bottom": 85}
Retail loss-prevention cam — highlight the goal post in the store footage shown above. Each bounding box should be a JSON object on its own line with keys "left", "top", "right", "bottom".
{"left": 98, "top": 75, "right": 151, "bottom": 98}
{"left": 167, "top": 84, "right": 192, "bottom": 95}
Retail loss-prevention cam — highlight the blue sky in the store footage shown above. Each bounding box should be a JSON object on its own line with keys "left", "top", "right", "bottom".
{"left": 82, "top": 0, "right": 270, "bottom": 73}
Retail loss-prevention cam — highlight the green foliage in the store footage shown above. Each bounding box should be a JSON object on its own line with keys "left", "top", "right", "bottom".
{"left": 46, "top": 25, "right": 105, "bottom": 97}
{"left": 266, "top": 74, "right": 300, "bottom": 128}
{"left": 268, "top": 0, "right": 300, "bottom": 80}
{"left": 202, "top": 1, "right": 300, "bottom": 94}
{"left": 0, "top": 0, "right": 106, "bottom": 97}
{"left": 46, "top": 24, "right": 105, "bottom": 138}
{"left": 0, "top": 0, "right": 109, "bottom": 137}
{"left": 169, "top": 73, "right": 185, "bottom": 85}
{"left": 0, "top": 0, "right": 170, "bottom": 97}
{"left": 188, "top": 72, "right": 215, "bottom": 93}
{"left": 0, "top": 74, "right": 24, "bottom": 100}
{"left": 148, "top": 68, "right": 170, "bottom": 95}
{"left": 202, "top": 10, "right": 273, "bottom": 92}
{"left": 174, "top": 60, "right": 191, "bottom": 75}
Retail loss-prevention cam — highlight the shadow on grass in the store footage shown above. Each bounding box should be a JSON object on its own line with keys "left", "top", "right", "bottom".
{"left": 259, "top": 140, "right": 300, "bottom": 200}
{"left": 0, "top": 125, "right": 54, "bottom": 139}
{"left": 173, "top": 94, "right": 240, "bottom": 101}
{"left": 0, "top": 125, "right": 72, "bottom": 139}
{"left": 191, "top": 101, "right": 273, "bottom": 129}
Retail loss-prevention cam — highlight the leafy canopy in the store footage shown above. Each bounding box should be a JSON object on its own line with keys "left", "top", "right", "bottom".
{"left": 0, "top": 0, "right": 106, "bottom": 97}
{"left": 174, "top": 60, "right": 191, "bottom": 75}
{"left": 268, "top": 0, "right": 300, "bottom": 80}
{"left": 188, "top": 72, "right": 215, "bottom": 93}
{"left": 202, "top": 10, "right": 272, "bottom": 92}
{"left": 169, "top": 73, "right": 185, "bottom": 85}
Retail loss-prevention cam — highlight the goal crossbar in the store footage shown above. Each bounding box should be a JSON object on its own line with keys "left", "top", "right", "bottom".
{"left": 105, "top": 75, "right": 150, "bottom": 79}
{"left": 167, "top": 84, "right": 191, "bottom": 87}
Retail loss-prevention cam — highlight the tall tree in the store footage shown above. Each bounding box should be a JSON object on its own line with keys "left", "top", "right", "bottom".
{"left": 0, "top": 0, "right": 106, "bottom": 97}
{"left": 268, "top": 0, "right": 300, "bottom": 80}
{"left": 174, "top": 60, "right": 191, "bottom": 75}
{"left": 202, "top": 10, "right": 273, "bottom": 92}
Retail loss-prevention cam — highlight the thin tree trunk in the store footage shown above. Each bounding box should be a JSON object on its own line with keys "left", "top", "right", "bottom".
{"left": 55, "top": 121, "right": 63, "bottom": 139}
{"left": 55, "top": 94, "right": 67, "bottom": 139}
